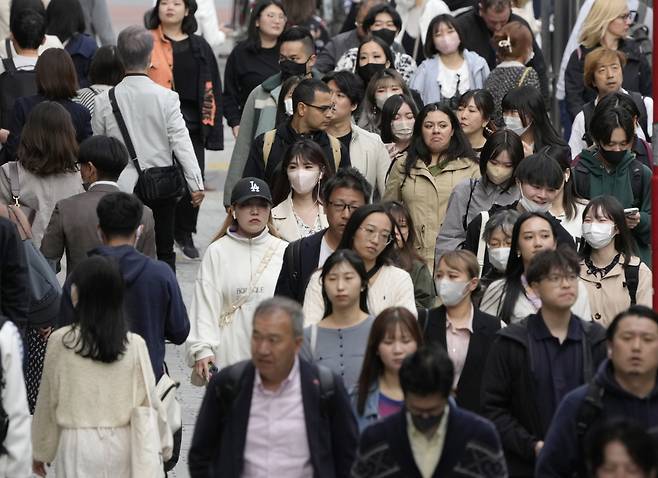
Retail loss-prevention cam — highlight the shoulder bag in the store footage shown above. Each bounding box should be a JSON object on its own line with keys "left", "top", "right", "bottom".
{"left": 109, "top": 88, "right": 185, "bottom": 204}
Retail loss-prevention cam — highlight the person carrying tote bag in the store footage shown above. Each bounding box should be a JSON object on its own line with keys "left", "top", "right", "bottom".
{"left": 31, "top": 256, "right": 171, "bottom": 477}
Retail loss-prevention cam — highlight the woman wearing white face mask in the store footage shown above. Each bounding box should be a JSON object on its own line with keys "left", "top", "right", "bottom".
{"left": 274, "top": 75, "right": 303, "bottom": 127}
{"left": 380, "top": 94, "right": 418, "bottom": 163}
{"left": 271, "top": 139, "right": 332, "bottom": 242}
{"left": 435, "top": 130, "right": 523, "bottom": 269}
{"left": 422, "top": 250, "right": 500, "bottom": 413}
{"left": 579, "top": 196, "right": 652, "bottom": 327}
{"left": 501, "top": 86, "right": 569, "bottom": 157}
{"left": 408, "top": 14, "right": 490, "bottom": 106}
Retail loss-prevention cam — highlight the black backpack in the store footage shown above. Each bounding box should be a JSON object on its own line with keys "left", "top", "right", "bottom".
{"left": 629, "top": 0, "right": 652, "bottom": 67}
{"left": 0, "top": 39, "right": 37, "bottom": 129}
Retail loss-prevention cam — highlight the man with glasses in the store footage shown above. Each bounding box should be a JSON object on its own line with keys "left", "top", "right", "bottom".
{"left": 275, "top": 167, "right": 371, "bottom": 303}
{"left": 243, "top": 78, "right": 351, "bottom": 186}
{"left": 224, "top": 26, "right": 320, "bottom": 207}
{"left": 481, "top": 246, "right": 607, "bottom": 477}
{"left": 352, "top": 346, "right": 506, "bottom": 477}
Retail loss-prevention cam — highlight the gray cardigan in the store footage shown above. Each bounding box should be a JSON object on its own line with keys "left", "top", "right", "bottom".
{"left": 409, "top": 50, "right": 490, "bottom": 105}
{"left": 435, "top": 177, "right": 519, "bottom": 267}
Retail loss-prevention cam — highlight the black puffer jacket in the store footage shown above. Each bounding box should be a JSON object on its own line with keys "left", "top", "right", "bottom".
{"left": 564, "top": 38, "right": 652, "bottom": 120}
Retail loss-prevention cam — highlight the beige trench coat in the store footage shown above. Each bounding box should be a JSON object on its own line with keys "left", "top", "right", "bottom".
{"left": 384, "top": 154, "right": 480, "bottom": 268}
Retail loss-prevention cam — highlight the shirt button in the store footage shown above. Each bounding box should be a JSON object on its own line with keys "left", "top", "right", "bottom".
{"left": 594, "top": 313, "right": 601, "bottom": 320}
{"left": 595, "top": 283, "right": 602, "bottom": 289}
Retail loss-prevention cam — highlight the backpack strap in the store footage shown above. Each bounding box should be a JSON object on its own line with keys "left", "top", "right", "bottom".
{"left": 624, "top": 263, "right": 640, "bottom": 305}
{"left": 2, "top": 39, "right": 15, "bottom": 75}
{"left": 315, "top": 363, "right": 336, "bottom": 418}
{"left": 476, "top": 211, "right": 489, "bottom": 278}
{"left": 573, "top": 163, "right": 590, "bottom": 199}
{"left": 581, "top": 102, "right": 595, "bottom": 147}
{"left": 629, "top": 160, "right": 645, "bottom": 208}
{"left": 462, "top": 179, "right": 478, "bottom": 230}
{"left": 417, "top": 308, "right": 429, "bottom": 336}
{"left": 262, "top": 129, "right": 276, "bottom": 167}
{"left": 328, "top": 135, "right": 341, "bottom": 171}
{"left": 310, "top": 324, "right": 318, "bottom": 360}
{"left": 8, "top": 161, "right": 20, "bottom": 206}
{"left": 576, "top": 381, "right": 605, "bottom": 451}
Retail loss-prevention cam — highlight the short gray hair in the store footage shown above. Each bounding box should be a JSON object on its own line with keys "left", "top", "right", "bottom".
{"left": 117, "top": 26, "right": 153, "bottom": 71}
{"left": 483, "top": 209, "right": 520, "bottom": 244}
{"left": 253, "top": 297, "right": 304, "bottom": 337}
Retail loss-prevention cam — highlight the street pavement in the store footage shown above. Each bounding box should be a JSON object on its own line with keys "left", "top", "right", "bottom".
{"left": 106, "top": 2, "right": 235, "bottom": 476}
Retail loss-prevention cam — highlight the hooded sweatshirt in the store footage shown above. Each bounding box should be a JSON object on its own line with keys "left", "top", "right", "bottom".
{"left": 58, "top": 245, "right": 190, "bottom": 380}
{"left": 575, "top": 149, "right": 652, "bottom": 264}
{"left": 536, "top": 360, "right": 658, "bottom": 477}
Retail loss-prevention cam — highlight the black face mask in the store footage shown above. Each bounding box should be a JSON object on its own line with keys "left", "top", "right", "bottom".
{"left": 279, "top": 58, "right": 307, "bottom": 81}
{"left": 357, "top": 62, "right": 386, "bottom": 86}
{"left": 599, "top": 148, "right": 627, "bottom": 166}
{"left": 410, "top": 412, "right": 443, "bottom": 433}
{"left": 371, "top": 28, "right": 396, "bottom": 46}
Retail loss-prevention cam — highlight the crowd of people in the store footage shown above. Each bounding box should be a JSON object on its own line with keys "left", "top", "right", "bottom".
{"left": 0, "top": 0, "right": 654, "bottom": 477}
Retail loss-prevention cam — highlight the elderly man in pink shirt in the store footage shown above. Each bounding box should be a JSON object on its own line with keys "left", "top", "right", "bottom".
{"left": 188, "top": 297, "right": 358, "bottom": 478}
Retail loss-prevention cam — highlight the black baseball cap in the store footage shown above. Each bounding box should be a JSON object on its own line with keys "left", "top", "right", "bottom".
{"left": 230, "top": 177, "right": 273, "bottom": 205}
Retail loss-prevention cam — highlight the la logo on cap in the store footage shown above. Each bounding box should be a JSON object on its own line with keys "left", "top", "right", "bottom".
{"left": 250, "top": 181, "right": 260, "bottom": 192}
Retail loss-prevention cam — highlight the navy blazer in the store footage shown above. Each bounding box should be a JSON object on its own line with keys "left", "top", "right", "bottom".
{"left": 275, "top": 229, "right": 325, "bottom": 303}
{"left": 352, "top": 403, "right": 507, "bottom": 478}
{"left": 424, "top": 306, "right": 501, "bottom": 414}
{"left": 188, "top": 358, "right": 358, "bottom": 478}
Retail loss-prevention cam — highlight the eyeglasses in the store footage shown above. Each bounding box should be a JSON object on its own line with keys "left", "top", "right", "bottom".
{"left": 304, "top": 103, "right": 336, "bottom": 113}
{"left": 327, "top": 201, "right": 360, "bottom": 213}
{"left": 358, "top": 225, "right": 393, "bottom": 245}
{"left": 264, "top": 12, "right": 287, "bottom": 21}
{"left": 542, "top": 273, "right": 579, "bottom": 286}
{"left": 616, "top": 10, "right": 637, "bottom": 22}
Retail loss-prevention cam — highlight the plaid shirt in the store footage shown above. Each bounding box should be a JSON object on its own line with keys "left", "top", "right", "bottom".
{"left": 335, "top": 47, "right": 417, "bottom": 83}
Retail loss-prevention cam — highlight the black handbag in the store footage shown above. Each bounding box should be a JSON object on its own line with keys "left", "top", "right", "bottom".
{"left": 109, "top": 88, "right": 186, "bottom": 203}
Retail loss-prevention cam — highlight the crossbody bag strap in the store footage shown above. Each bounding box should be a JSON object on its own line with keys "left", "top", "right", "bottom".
{"left": 109, "top": 88, "right": 143, "bottom": 175}
{"left": 310, "top": 324, "right": 318, "bottom": 359}
{"left": 518, "top": 67, "right": 531, "bottom": 87}
{"left": 219, "top": 238, "right": 281, "bottom": 327}
{"left": 8, "top": 161, "right": 20, "bottom": 206}
{"left": 476, "top": 211, "right": 489, "bottom": 278}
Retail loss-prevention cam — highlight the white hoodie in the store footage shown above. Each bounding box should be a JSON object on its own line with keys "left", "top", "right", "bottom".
{"left": 185, "top": 227, "right": 287, "bottom": 371}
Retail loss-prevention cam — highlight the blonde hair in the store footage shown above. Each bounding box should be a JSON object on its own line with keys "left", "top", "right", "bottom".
{"left": 579, "top": 0, "right": 628, "bottom": 49}
{"left": 212, "top": 206, "right": 280, "bottom": 242}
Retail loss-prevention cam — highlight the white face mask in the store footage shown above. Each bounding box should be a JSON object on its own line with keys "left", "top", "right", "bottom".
{"left": 288, "top": 169, "right": 320, "bottom": 195}
{"left": 375, "top": 92, "right": 394, "bottom": 109}
{"left": 284, "top": 98, "right": 294, "bottom": 116}
{"left": 488, "top": 246, "right": 511, "bottom": 272}
{"left": 391, "top": 119, "right": 414, "bottom": 141}
{"left": 519, "top": 189, "right": 552, "bottom": 213}
{"left": 434, "top": 279, "right": 469, "bottom": 307}
{"left": 504, "top": 114, "right": 530, "bottom": 136}
{"left": 582, "top": 222, "right": 616, "bottom": 249}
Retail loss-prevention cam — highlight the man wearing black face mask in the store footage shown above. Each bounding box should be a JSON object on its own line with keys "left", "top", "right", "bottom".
{"left": 224, "top": 26, "right": 321, "bottom": 207}
{"left": 334, "top": 4, "right": 417, "bottom": 83}
{"left": 573, "top": 104, "right": 652, "bottom": 266}
{"left": 352, "top": 346, "right": 507, "bottom": 478}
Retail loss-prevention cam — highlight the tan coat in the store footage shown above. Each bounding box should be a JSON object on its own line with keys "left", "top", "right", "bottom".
{"left": 384, "top": 154, "right": 480, "bottom": 268}
{"left": 271, "top": 194, "right": 328, "bottom": 243}
{"left": 580, "top": 256, "right": 653, "bottom": 327}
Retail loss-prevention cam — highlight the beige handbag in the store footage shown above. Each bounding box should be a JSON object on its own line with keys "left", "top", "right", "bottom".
{"left": 130, "top": 348, "right": 173, "bottom": 478}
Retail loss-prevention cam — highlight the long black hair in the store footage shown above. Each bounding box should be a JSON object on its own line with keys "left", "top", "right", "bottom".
{"left": 380, "top": 94, "right": 418, "bottom": 144}
{"left": 404, "top": 102, "right": 476, "bottom": 178}
{"left": 497, "top": 212, "right": 558, "bottom": 323}
{"left": 479, "top": 129, "right": 524, "bottom": 191}
{"left": 540, "top": 144, "right": 582, "bottom": 221}
{"left": 146, "top": 0, "right": 199, "bottom": 34}
{"left": 338, "top": 203, "right": 397, "bottom": 269}
{"left": 321, "top": 249, "right": 369, "bottom": 318}
{"left": 63, "top": 256, "right": 128, "bottom": 363}
{"left": 382, "top": 201, "right": 424, "bottom": 273}
{"left": 501, "top": 86, "right": 567, "bottom": 152}
{"left": 581, "top": 195, "right": 638, "bottom": 265}
{"left": 246, "top": 0, "right": 286, "bottom": 51}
